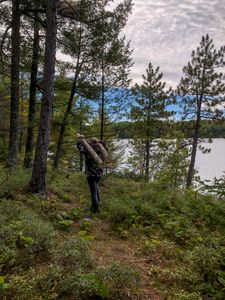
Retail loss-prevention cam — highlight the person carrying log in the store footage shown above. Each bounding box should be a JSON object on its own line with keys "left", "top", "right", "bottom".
{"left": 77, "top": 134, "right": 109, "bottom": 213}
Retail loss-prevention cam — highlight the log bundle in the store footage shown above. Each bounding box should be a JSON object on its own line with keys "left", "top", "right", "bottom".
{"left": 77, "top": 136, "right": 103, "bottom": 166}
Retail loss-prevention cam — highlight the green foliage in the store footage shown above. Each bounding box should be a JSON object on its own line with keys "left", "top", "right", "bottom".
{"left": 1, "top": 169, "right": 225, "bottom": 299}
{"left": 0, "top": 199, "right": 55, "bottom": 271}
{"left": 177, "top": 34, "right": 225, "bottom": 119}
{"left": 69, "top": 207, "right": 80, "bottom": 220}
{"left": 52, "top": 237, "right": 93, "bottom": 271}
{"left": 58, "top": 219, "right": 74, "bottom": 230}
{"left": 202, "top": 173, "right": 225, "bottom": 198}
{"left": 101, "top": 176, "right": 225, "bottom": 298}
{"left": 111, "top": 119, "right": 225, "bottom": 140}
{"left": 58, "top": 272, "right": 109, "bottom": 299}
{"left": 0, "top": 138, "right": 8, "bottom": 162}
{"left": 80, "top": 218, "right": 93, "bottom": 232}
{"left": 96, "top": 263, "right": 140, "bottom": 299}
{"left": 0, "top": 166, "right": 30, "bottom": 198}
{"left": 48, "top": 169, "right": 88, "bottom": 202}
{"left": 0, "top": 276, "right": 10, "bottom": 290}
{"left": 130, "top": 62, "right": 173, "bottom": 176}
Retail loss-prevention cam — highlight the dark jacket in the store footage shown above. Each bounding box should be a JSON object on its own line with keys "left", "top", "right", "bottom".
{"left": 77, "top": 140, "right": 108, "bottom": 177}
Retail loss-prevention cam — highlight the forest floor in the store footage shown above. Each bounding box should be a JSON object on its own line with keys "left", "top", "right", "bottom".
{"left": 1, "top": 168, "right": 225, "bottom": 299}
{"left": 90, "top": 218, "right": 162, "bottom": 300}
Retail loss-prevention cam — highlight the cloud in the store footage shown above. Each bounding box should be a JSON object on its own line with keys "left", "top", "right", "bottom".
{"left": 117, "top": 0, "right": 225, "bottom": 88}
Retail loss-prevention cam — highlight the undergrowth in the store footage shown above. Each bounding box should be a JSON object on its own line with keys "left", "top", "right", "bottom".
{"left": 0, "top": 168, "right": 225, "bottom": 299}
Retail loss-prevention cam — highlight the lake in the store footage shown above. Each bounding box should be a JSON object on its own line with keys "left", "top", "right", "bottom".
{"left": 116, "top": 139, "right": 225, "bottom": 182}
{"left": 195, "top": 139, "right": 225, "bottom": 182}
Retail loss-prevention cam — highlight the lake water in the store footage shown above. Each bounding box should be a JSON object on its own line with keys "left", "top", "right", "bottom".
{"left": 116, "top": 139, "right": 225, "bottom": 182}
{"left": 195, "top": 139, "right": 225, "bottom": 182}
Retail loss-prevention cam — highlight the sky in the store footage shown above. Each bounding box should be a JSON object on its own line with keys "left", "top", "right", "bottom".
{"left": 112, "top": 0, "right": 225, "bottom": 88}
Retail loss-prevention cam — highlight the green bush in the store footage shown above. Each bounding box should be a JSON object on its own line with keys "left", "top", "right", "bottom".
{"left": 104, "top": 198, "right": 138, "bottom": 229}
{"left": 186, "top": 240, "right": 225, "bottom": 297}
{"left": 58, "top": 272, "right": 108, "bottom": 299}
{"left": 52, "top": 237, "right": 93, "bottom": 271}
{"left": 0, "top": 167, "right": 30, "bottom": 198}
{"left": 98, "top": 263, "right": 140, "bottom": 299}
{"left": 0, "top": 200, "right": 55, "bottom": 270}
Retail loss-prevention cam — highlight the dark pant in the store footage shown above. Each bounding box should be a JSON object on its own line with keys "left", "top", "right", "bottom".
{"left": 86, "top": 176, "right": 101, "bottom": 212}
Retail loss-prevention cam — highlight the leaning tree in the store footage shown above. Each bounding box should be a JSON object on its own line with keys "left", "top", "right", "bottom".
{"left": 177, "top": 34, "right": 225, "bottom": 187}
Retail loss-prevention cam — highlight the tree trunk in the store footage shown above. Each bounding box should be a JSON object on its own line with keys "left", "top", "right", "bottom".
{"left": 5, "top": 0, "right": 20, "bottom": 167}
{"left": 145, "top": 137, "right": 150, "bottom": 177}
{"left": 53, "top": 79, "right": 77, "bottom": 169}
{"left": 24, "top": 3, "right": 40, "bottom": 168}
{"left": 100, "top": 57, "right": 105, "bottom": 140}
{"left": 186, "top": 105, "right": 201, "bottom": 188}
{"left": 53, "top": 26, "right": 82, "bottom": 169}
{"left": 145, "top": 106, "right": 151, "bottom": 178}
{"left": 79, "top": 119, "right": 84, "bottom": 171}
{"left": 30, "top": 0, "right": 58, "bottom": 194}
{"left": 19, "top": 95, "right": 24, "bottom": 153}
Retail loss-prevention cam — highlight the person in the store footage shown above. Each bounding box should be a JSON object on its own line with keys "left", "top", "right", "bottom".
{"left": 77, "top": 135, "right": 108, "bottom": 213}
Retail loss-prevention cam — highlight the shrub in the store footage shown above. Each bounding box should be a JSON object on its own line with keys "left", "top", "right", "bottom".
{"left": 0, "top": 200, "right": 55, "bottom": 270}
{"left": 52, "top": 237, "right": 93, "bottom": 271}
{"left": 58, "top": 272, "right": 108, "bottom": 299}
{"left": 103, "top": 198, "right": 138, "bottom": 229}
{"left": 0, "top": 167, "right": 30, "bottom": 198}
{"left": 98, "top": 263, "right": 140, "bottom": 299}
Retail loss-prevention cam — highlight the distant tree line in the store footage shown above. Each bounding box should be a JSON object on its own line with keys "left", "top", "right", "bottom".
{"left": 112, "top": 120, "right": 225, "bottom": 139}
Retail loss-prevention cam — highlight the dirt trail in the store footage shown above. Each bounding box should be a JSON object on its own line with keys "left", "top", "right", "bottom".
{"left": 91, "top": 219, "right": 162, "bottom": 300}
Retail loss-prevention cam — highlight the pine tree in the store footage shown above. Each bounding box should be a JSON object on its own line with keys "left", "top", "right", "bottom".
{"left": 53, "top": 1, "right": 98, "bottom": 169}
{"left": 90, "top": 0, "right": 133, "bottom": 140}
{"left": 131, "top": 62, "right": 172, "bottom": 178}
{"left": 24, "top": 0, "right": 41, "bottom": 168}
{"left": 177, "top": 35, "right": 225, "bottom": 187}
{"left": 30, "top": 0, "right": 58, "bottom": 194}
{"left": 5, "top": 0, "right": 21, "bottom": 167}
{"left": 53, "top": 0, "right": 132, "bottom": 168}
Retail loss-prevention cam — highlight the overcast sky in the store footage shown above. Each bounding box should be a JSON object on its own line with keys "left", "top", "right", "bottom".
{"left": 116, "top": 0, "right": 225, "bottom": 88}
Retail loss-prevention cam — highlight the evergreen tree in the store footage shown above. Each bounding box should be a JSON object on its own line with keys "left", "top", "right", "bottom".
{"left": 24, "top": 0, "right": 41, "bottom": 168}
{"left": 131, "top": 62, "right": 172, "bottom": 177}
{"left": 53, "top": 0, "right": 100, "bottom": 169}
{"left": 90, "top": 0, "right": 133, "bottom": 140}
{"left": 5, "top": 0, "right": 21, "bottom": 167}
{"left": 53, "top": 0, "right": 132, "bottom": 168}
{"left": 30, "top": 0, "right": 58, "bottom": 194}
{"left": 177, "top": 35, "right": 225, "bottom": 187}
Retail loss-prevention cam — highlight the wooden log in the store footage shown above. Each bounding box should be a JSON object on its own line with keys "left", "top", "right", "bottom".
{"left": 98, "top": 142, "right": 109, "bottom": 162}
{"left": 77, "top": 135, "right": 103, "bottom": 165}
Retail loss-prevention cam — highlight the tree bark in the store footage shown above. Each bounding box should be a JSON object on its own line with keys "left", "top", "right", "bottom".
{"left": 186, "top": 102, "right": 201, "bottom": 188}
{"left": 79, "top": 119, "right": 84, "bottom": 171}
{"left": 19, "top": 94, "right": 24, "bottom": 153}
{"left": 145, "top": 136, "right": 150, "bottom": 177}
{"left": 30, "top": 0, "right": 58, "bottom": 194}
{"left": 100, "top": 56, "right": 105, "bottom": 140}
{"left": 5, "top": 0, "right": 20, "bottom": 167}
{"left": 145, "top": 104, "right": 151, "bottom": 178}
{"left": 24, "top": 2, "right": 40, "bottom": 168}
{"left": 53, "top": 27, "right": 82, "bottom": 169}
{"left": 53, "top": 78, "right": 78, "bottom": 169}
